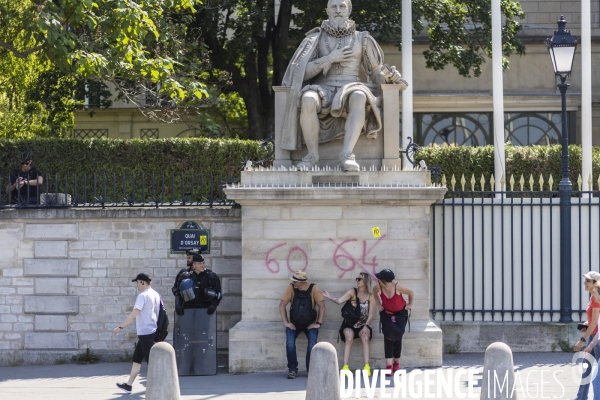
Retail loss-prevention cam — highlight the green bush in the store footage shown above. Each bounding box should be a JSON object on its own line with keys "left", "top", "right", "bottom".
{"left": 0, "top": 138, "right": 270, "bottom": 203}
{"left": 416, "top": 144, "right": 600, "bottom": 191}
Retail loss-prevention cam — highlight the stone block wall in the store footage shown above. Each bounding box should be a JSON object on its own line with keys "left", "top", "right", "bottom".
{"left": 517, "top": 0, "right": 600, "bottom": 28}
{"left": 0, "top": 208, "right": 241, "bottom": 366}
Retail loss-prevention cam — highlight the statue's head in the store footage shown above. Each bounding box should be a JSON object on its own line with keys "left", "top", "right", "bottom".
{"left": 327, "top": 0, "right": 351, "bottom": 27}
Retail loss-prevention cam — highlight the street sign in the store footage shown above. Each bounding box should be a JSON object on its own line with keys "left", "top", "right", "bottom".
{"left": 170, "top": 221, "right": 210, "bottom": 254}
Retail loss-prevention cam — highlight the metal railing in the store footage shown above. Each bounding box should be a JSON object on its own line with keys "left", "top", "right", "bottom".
{"left": 431, "top": 189, "right": 599, "bottom": 322}
{"left": 0, "top": 172, "right": 236, "bottom": 209}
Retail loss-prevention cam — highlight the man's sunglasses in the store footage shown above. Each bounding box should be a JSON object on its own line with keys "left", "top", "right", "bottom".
{"left": 21, "top": 161, "right": 31, "bottom": 165}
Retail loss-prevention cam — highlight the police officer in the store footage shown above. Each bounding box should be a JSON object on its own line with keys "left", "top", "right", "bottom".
{"left": 172, "top": 250, "right": 222, "bottom": 316}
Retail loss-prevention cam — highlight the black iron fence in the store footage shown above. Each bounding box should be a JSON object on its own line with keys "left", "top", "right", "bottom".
{"left": 431, "top": 188, "right": 599, "bottom": 322}
{"left": 0, "top": 172, "right": 236, "bottom": 208}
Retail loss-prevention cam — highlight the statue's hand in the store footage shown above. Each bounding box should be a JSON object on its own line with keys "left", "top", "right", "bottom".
{"left": 385, "top": 66, "right": 409, "bottom": 89}
{"left": 327, "top": 46, "right": 353, "bottom": 64}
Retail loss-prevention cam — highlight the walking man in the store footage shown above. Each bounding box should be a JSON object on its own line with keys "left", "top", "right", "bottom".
{"left": 113, "top": 273, "right": 161, "bottom": 394}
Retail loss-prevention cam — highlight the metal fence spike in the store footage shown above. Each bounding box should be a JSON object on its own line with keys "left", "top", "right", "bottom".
{"left": 588, "top": 174, "right": 593, "bottom": 190}
{"left": 480, "top": 174, "right": 486, "bottom": 191}
{"left": 490, "top": 174, "right": 495, "bottom": 191}
{"left": 538, "top": 174, "right": 544, "bottom": 192}
{"left": 451, "top": 174, "right": 456, "bottom": 191}
{"left": 548, "top": 174, "right": 554, "bottom": 191}
{"left": 509, "top": 174, "right": 515, "bottom": 191}
{"left": 470, "top": 174, "right": 476, "bottom": 191}
{"left": 529, "top": 174, "right": 534, "bottom": 191}
{"left": 519, "top": 174, "right": 525, "bottom": 191}
{"left": 578, "top": 174, "right": 583, "bottom": 191}
{"left": 460, "top": 174, "right": 466, "bottom": 191}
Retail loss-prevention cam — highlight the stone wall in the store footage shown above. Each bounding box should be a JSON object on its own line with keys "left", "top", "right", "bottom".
{"left": 0, "top": 208, "right": 241, "bottom": 366}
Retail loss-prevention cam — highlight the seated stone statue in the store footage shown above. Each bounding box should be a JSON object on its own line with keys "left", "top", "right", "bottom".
{"left": 281, "top": 0, "right": 407, "bottom": 172}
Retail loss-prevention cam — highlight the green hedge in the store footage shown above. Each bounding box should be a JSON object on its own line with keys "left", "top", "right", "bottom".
{"left": 416, "top": 144, "right": 600, "bottom": 191}
{"left": 0, "top": 138, "right": 270, "bottom": 203}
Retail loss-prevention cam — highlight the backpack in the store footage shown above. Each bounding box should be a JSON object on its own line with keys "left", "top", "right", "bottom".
{"left": 154, "top": 298, "right": 169, "bottom": 342}
{"left": 340, "top": 288, "right": 362, "bottom": 326}
{"left": 290, "top": 284, "right": 317, "bottom": 329}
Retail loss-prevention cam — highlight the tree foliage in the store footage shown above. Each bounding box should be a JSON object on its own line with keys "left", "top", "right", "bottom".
{"left": 0, "top": 0, "right": 224, "bottom": 131}
{"left": 194, "top": 0, "right": 525, "bottom": 139}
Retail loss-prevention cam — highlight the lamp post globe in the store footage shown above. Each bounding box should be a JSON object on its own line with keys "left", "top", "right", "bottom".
{"left": 546, "top": 15, "right": 577, "bottom": 323}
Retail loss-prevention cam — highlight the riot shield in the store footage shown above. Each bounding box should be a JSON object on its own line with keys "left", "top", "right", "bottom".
{"left": 173, "top": 308, "right": 217, "bottom": 376}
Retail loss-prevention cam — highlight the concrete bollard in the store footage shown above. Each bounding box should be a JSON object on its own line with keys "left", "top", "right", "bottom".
{"left": 305, "top": 342, "right": 340, "bottom": 400}
{"left": 480, "top": 342, "right": 516, "bottom": 400}
{"left": 146, "top": 342, "right": 181, "bottom": 400}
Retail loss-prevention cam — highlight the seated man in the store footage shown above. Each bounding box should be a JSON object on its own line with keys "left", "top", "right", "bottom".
{"left": 172, "top": 251, "right": 222, "bottom": 315}
{"left": 280, "top": 0, "right": 407, "bottom": 171}
{"left": 279, "top": 270, "right": 325, "bottom": 379}
{"left": 6, "top": 151, "right": 43, "bottom": 204}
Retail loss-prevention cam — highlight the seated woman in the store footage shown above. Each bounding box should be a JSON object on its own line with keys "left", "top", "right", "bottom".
{"left": 319, "top": 272, "right": 375, "bottom": 376}
{"left": 373, "top": 268, "right": 413, "bottom": 374}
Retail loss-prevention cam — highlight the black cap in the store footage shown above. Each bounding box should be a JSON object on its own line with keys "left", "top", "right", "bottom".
{"left": 192, "top": 253, "right": 204, "bottom": 263}
{"left": 20, "top": 151, "right": 31, "bottom": 162}
{"left": 132, "top": 273, "right": 152, "bottom": 283}
{"left": 186, "top": 248, "right": 200, "bottom": 256}
{"left": 375, "top": 269, "right": 395, "bottom": 282}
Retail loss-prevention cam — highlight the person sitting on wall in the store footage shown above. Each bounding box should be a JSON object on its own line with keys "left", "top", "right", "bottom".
{"left": 5, "top": 151, "right": 43, "bottom": 204}
{"left": 172, "top": 250, "right": 222, "bottom": 316}
{"left": 279, "top": 270, "right": 326, "bottom": 379}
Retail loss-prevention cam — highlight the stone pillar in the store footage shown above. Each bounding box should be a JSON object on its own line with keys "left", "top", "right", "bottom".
{"left": 225, "top": 170, "right": 446, "bottom": 372}
{"left": 381, "top": 84, "right": 402, "bottom": 170}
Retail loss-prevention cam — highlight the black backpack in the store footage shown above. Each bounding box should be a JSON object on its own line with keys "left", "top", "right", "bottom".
{"left": 290, "top": 284, "right": 317, "bottom": 329}
{"left": 154, "top": 298, "right": 169, "bottom": 342}
{"left": 341, "top": 288, "right": 362, "bottom": 326}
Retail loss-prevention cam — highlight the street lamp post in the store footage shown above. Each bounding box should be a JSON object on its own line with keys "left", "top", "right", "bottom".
{"left": 545, "top": 15, "right": 578, "bottom": 323}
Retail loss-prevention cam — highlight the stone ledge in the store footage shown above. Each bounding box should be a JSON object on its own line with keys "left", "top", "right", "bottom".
{"left": 228, "top": 320, "right": 442, "bottom": 373}
{"left": 0, "top": 207, "right": 241, "bottom": 220}
{"left": 439, "top": 321, "right": 578, "bottom": 353}
{"left": 224, "top": 187, "right": 447, "bottom": 206}
{"left": 24, "top": 332, "right": 78, "bottom": 350}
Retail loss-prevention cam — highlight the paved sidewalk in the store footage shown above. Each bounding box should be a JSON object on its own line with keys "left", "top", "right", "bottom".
{"left": 0, "top": 352, "right": 588, "bottom": 400}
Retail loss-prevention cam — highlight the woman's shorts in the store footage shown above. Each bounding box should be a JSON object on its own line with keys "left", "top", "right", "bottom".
{"left": 339, "top": 320, "right": 372, "bottom": 342}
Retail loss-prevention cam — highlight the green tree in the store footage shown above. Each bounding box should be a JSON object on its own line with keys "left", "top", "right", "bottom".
{"left": 193, "top": 0, "right": 525, "bottom": 140}
{"left": 0, "top": 0, "right": 213, "bottom": 129}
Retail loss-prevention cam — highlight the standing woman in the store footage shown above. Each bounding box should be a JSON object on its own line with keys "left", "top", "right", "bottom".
{"left": 319, "top": 272, "right": 375, "bottom": 376}
{"left": 574, "top": 271, "right": 600, "bottom": 400}
{"left": 373, "top": 269, "right": 413, "bottom": 373}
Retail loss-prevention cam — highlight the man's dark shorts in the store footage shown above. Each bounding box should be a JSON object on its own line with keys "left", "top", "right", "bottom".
{"left": 132, "top": 333, "right": 155, "bottom": 364}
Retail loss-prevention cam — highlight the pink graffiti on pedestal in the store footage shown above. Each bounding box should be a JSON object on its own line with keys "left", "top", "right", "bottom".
{"left": 329, "top": 234, "right": 387, "bottom": 279}
{"left": 264, "top": 235, "right": 386, "bottom": 279}
{"left": 265, "top": 242, "right": 308, "bottom": 273}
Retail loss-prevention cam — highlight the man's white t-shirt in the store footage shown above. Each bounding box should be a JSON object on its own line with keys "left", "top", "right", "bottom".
{"left": 134, "top": 287, "right": 161, "bottom": 336}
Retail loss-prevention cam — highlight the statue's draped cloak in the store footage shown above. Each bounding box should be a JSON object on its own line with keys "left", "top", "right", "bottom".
{"left": 281, "top": 28, "right": 387, "bottom": 151}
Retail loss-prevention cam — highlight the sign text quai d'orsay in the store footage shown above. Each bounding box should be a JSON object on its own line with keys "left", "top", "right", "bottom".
{"left": 170, "top": 221, "right": 210, "bottom": 254}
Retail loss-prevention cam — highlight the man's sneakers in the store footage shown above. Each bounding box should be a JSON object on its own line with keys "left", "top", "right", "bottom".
{"left": 116, "top": 382, "right": 132, "bottom": 394}
{"left": 392, "top": 361, "right": 401, "bottom": 373}
{"left": 287, "top": 369, "right": 297, "bottom": 379}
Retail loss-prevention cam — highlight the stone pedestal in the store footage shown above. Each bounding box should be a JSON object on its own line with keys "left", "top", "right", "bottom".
{"left": 224, "top": 170, "right": 446, "bottom": 372}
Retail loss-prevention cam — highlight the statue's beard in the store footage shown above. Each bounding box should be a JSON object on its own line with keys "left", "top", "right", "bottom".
{"left": 328, "top": 15, "right": 348, "bottom": 29}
